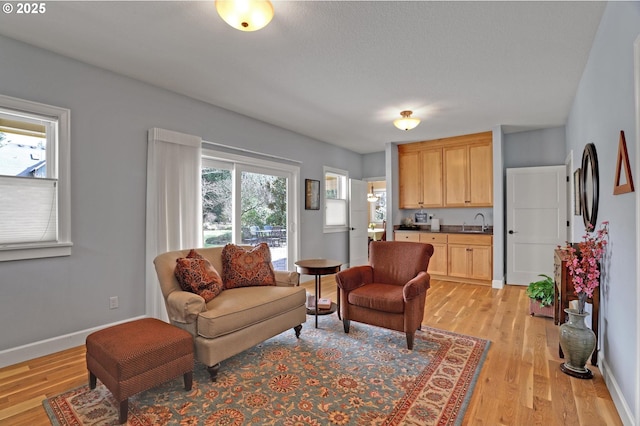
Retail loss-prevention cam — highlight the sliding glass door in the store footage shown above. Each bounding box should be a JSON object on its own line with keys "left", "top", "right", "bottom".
{"left": 202, "top": 153, "right": 298, "bottom": 271}
{"left": 202, "top": 159, "right": 233, "bottom": 246}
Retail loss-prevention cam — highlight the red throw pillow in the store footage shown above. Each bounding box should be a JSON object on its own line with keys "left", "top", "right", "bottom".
{"left": 174, "top": 249, "right": 224, "bottom": 302}
{"left": 222, "top": 243, "right": 276, "bottom": 289}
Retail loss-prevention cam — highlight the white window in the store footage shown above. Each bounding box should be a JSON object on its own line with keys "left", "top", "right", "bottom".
{"left": 323, "top": 166, "right": 348, "bottom": 232}
{"left": 369, "top": 188, "right": 387, "bottom": 224}
{"left": 0, "top": 94, "right": 71, "bottom": 261}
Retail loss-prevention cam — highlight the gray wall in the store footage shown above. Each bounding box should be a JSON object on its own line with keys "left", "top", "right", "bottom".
{"left": 492, "top": 126, "right": 505, "bottom": 286}
{"left": 0, "top": 35, "right": 362, "bottom": 352}
{"left": 504, "top": 126, "right": 566, "bottom": 168}
{"left": 565, "top": 2, "right": 638, "bottom": 421}
{"left": 362, "top": 151, "right": 385, "bottom": 178}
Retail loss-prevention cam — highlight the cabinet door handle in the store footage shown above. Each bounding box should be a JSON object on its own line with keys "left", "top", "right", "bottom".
{"left": 508, "top": 230, "right": 516, "bottom": 234}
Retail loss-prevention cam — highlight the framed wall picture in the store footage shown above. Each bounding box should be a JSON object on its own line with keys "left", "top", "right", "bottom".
{"left": 574, "top": 168, "right": 582, "bottom": 216}
{"left": 305, "top": 179, "right": 320, "bottom": 210}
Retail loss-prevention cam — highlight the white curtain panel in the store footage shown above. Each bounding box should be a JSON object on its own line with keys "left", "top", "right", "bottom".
{"left": 146, "top": 128, "right": 202, "bottom": 320}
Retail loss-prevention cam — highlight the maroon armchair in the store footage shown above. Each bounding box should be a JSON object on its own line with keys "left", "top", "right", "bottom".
{"left": 335, "top": 241, "right": 434, "bottom": 349}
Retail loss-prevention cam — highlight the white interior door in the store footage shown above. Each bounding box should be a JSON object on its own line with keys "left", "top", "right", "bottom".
{"left": 506, "top": 166, "right": 567, "bottom": 285}
{"left": 349, "top": 179, "right": 368, "bottom": 267}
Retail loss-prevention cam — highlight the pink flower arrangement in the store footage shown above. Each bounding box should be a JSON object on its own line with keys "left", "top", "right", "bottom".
{"left": 565, "top": 221, "right": 609, "bottom": 313}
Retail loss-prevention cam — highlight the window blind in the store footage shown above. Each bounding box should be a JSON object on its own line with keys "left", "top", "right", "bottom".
{"left": 0, "top": 176, "right": 57, "bottom": 245}
{"left": 325, "top": 198, "right": 346, "bottom": 226}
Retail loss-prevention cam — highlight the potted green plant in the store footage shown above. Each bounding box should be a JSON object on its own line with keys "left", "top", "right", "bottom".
{"left": 526, "top": 274, "right": 555, "bottom": 318}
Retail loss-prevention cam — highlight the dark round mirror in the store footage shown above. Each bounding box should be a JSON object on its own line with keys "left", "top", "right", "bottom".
{"left": 580, "top": 143, "right": 599, "bottom": 229}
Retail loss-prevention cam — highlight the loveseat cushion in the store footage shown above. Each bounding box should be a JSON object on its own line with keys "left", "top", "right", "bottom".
{"left": 197, "top": 286, "right": 306, "bottom": 339}
{"left": 175, "top": 249, "right": 224, "bottom": 302}
{"left": 222, "top": 243, "right": 276, "bottom": 289}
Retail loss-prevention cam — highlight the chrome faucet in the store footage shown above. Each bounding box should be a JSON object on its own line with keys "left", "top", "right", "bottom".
{"left": 474, "top": 213, "right": 486, "bottom": 232}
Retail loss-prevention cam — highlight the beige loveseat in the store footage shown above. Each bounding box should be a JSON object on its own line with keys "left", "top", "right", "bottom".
{"left": 154, "top": 246, "right": 307, "bottom": 381}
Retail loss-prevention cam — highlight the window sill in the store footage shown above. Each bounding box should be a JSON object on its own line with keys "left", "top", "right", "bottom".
{"left": 0, "top": 242, "right": 73, "bottom": 261}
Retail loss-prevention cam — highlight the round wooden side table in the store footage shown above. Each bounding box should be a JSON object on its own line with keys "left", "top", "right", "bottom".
{"left": 295, "top": 258, "right": 342, "bottom": 328}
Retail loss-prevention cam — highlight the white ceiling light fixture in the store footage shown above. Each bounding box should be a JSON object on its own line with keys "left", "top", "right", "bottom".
{"left": 215, "top": 0, "right": 274, "bottom": 32}
{"left": 367, "top": 184, "right": 379, "bottom": 203}
{"left": 393, "top": 110, "right": 420, "bottom": 131}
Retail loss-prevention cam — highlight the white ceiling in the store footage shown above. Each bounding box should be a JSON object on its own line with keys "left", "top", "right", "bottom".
{"left": 0, "top": 1, "right": 606, "bottom": 154}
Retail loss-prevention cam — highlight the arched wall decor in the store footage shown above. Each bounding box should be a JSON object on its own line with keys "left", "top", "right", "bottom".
{"left": 580, "top": 143, "right": 599, "bottom": 229}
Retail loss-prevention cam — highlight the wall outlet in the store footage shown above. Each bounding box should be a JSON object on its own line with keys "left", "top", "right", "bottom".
{"left": 428, "top": 214, "right": 434, "bottom": 220}
{"left": 109, "top": 296, "right": 119, "bottom": 309}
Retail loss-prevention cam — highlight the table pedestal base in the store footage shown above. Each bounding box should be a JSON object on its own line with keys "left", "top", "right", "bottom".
{"left": 295, "top": 259, "right": 342, "bottom": 328}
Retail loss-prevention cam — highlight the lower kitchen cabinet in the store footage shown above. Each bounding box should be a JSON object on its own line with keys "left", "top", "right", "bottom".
{"left": 447, "top": 234, "right": 492, "bottom": 282}
{"left": 394, "top": 232, "right": 492, "bottom": 285}
{"left": 394, "top": 231, "right": 420, "bottom": 242}
{"left": 419, "top": 233, "right": 448, "bottom": 276}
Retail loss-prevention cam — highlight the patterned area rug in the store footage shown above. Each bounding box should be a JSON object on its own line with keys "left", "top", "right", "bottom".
{"left": 44, "top": 316, "right": 489, "bottom": 425}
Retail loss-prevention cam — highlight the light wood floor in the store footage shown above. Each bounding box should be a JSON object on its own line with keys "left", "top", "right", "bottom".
{"left": 0, "top": 278, "right": 622, "bottom": 425}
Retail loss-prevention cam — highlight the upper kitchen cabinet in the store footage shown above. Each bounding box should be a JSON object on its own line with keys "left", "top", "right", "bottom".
{"left": 398, "top": 150, "right": 421, "bottom": 209}
{"left": 398, "top": 145, "right": 443, "bottom": 208}
{"left": 444, "top": 137, "right": 493, "bottom": 206}
{"left": 398, "top": 131, "right": 493, "bottom": 209}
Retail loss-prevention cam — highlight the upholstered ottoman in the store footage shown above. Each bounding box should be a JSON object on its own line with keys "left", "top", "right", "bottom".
{"left": 86, "top": 318, "right": 194, "bottom": 424}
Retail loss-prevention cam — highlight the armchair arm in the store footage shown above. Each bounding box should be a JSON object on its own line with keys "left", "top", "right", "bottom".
{"left": 403, "top": 271, "right": 431, "bottom": 301}
{"left": 335, "top": 265, "right": 373, "bottom": 292}
{"left": 275, "top": 270, "right": 300, "bottom": 287}
{"left": 165, "top": 290, "right": 206, "bottom": 324}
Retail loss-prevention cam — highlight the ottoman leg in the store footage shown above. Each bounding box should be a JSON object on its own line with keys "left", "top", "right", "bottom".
{"left": 89, "top": 371, "right": 97, "bottom": 389}
{"left": 119, "top": 399, "right": 128, "bottom": 424}
{"left": 184, "top": 371, "right": 193, "bottom": 390}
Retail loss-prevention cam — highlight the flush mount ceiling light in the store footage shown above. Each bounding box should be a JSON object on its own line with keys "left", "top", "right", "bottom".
{"left": 367, "top": 184, "right": 379, "bottom": 203}
{"left": 215, "top": 0, "right": 274, "bottom": 32}
{"left": 393, "top": 110, "right": 421, "bottom": 131}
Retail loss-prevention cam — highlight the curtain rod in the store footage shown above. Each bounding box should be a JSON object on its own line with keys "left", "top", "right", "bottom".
{"left": 202, "top": 140, "right": 302, "bottom": 165}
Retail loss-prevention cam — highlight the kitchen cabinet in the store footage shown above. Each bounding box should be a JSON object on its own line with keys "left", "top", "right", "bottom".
{"left": 394, "top": 231, "right": 420, "bottom": 242}
{"left": 398, "top": 131, "right": 492, "bottom": 209}
{"left": 398, "top": 151, "right": 421, "bottom": 209}
{"left": 398, "top": 147, "right": 443, "bottom": 209}
{"left": 447, "top": 234, "right": 492, "bottom": 281}
{"left": 419, "top": 233, "right": 447, "bottom": 276}
{"left": 444, "top": 140, "right": 493, "bottom": 207}
{"left": 393, "top": 231, "right": 491, "bottom": 284}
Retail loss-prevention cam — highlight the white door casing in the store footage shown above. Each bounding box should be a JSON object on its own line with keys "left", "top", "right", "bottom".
{"left": 506, "top": 166, "right": 567, "bottom": 285}
{"left": 349, "top": 179, "right": 369, "bottom": 268}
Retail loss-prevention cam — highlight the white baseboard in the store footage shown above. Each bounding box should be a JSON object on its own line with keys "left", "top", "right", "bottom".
{"left": 599, "top": 355, "right": 635, "bottom": 425}
{"left": 492, "top": 279, "right": 504, "bottom": 289}
{"left": 0, "top": 315, "right": 147, "bottom": 369}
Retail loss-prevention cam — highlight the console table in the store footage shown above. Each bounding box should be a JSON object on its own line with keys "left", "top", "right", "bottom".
{"left": 554, "top": 248, "right": 599, "bottom": 366}
{"left": 295, "top": 259, "right": 342, "bottom": 328}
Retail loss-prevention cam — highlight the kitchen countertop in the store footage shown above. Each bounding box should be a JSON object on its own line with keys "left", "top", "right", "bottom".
{"left": 394, "top": 225, "right": 493, "bottom": 235}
